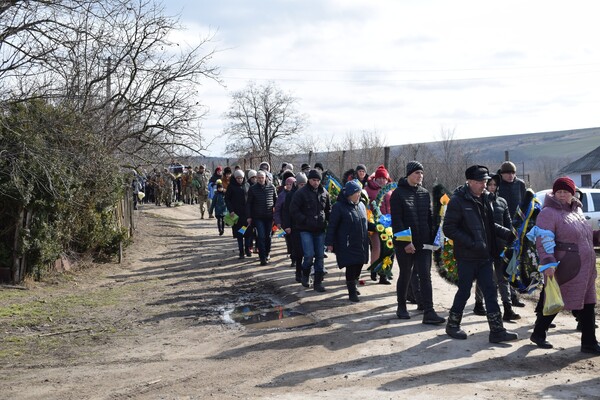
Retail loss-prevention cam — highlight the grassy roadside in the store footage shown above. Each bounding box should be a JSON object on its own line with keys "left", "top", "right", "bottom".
{"left": 0, "top": 276, "right": 154, "bottom": 363}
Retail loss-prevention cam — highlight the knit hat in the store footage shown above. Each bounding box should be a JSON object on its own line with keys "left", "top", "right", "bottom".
{"left": 343, "top": 180, "right": 362, "bottom": 197}
{"left": 314, "top": 162, "right": 324, "bottom": 171}
{"left": 233, "top": 170, "right": 244, "bottom": 179}
{"left": 307, "top": 169, "right": 322, "bottom": 181}
{"left": 259, "top": 162, "right": 270, "bottom": 171}
{"left": 500, "top": 161, "right": 517, "bottom": 174}
{"left": 247, "top": 169, "right": 257, "bottom": 179}
{"left": 295, "top": 172, "right": 308, "bottom": 184}
{"left": 301, "top": 163, "right": 310, "bottom": 171}
{"left": 406, "top": 161, "right": 424, "bottom": 177}
{"left": 487, "top": 174, "right": 500, "bottom": 186}
{"left": 285, "top": 163, "right": 294, "bottom": 171}
{"left": 465, "top": 165, "right": 491, "bottom": 181}
{"left": 285, "top": 176, "right": 296, "bottom": 186}
{"left": 282, "top": 170, "right": 295, "bottom": 181}
{"left": 223, "top": 166, "right": 232, "bottom": 175}
{"left": 552, "top": 176, "right": 576, "bottom": 195}
{"left": 374, "top": 165, "right": 390, "bottom": 180}
{"left": 355, "top": 164, "right": 367, "bottom": 172}
{"left": 215, "top": 166, "right": 222, "bottom": 172}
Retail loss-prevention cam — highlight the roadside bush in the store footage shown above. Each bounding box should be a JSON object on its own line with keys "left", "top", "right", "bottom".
{"left": 0, "top": 99, "right": 127, "bottom": 281}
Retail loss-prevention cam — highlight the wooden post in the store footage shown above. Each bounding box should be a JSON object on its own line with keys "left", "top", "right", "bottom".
{"left": 308, "top": 150, "right": 313, "bottom": 166}
{"left": 384, "top": 146, "right": 390, "bottom": 168}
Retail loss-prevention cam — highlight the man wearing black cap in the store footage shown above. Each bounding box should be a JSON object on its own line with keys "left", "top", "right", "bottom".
{"left": 390, "top": 161, "right": 445, "bottom": 324}
{"left": 443, "top": 165, "right": 519, "bottom": 344}
{"left": 290, "top": 169, "right": 331, "bottom": 292}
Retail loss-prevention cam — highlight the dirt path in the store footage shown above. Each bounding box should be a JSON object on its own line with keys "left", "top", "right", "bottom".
{"left": 1, "top": 204, "right": 599, "bottom": 399}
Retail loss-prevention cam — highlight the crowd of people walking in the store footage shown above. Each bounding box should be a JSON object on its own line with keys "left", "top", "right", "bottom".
{"left": 136, "top": 158, "right": 600, "bottom": 353}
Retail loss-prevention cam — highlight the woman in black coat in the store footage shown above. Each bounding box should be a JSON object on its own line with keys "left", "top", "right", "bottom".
{"left": 225, "top": 170, "right": 252, "bottom": 258}
{"left": 325, "top": 180, "right": 372, "bottom": 302}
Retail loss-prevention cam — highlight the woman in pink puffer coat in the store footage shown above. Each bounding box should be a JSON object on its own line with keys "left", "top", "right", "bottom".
{"left": 530, "top": 176, "right": 600, "bottom": 354}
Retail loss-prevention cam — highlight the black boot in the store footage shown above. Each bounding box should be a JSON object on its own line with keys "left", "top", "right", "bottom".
{"left": 487, "top": 311, "right": 519, "bottom": 343}
{"left": 422, "top": 309, "right": 446, "bottom": 325}
{"left": 378, "top": 275, "right": 391, "bottom": 285}
{"left": 580, "top": 303, "right": 600, "bottom": 354}
{"left": 300, "top": 269, "right": 310, "bottom": 288}
{"left": 511, "top": 293, "right": 525, "bottom": 307}
{"left": 238, "top": 251, "right": 245, "bottom": 259}
{"left": 346, "top": 281, "right": 359, "bottom": 302}
{"left": 502, "top": 302, "right": 521, "bottom": 321}
{"left": 473, "top": 301, "right": 487, "bottom": 316}
{"left": 396, "top": 303, "right": 410, "bottom": 319}
{"left": 370, "top": 270, "right": 377, "bottom": 281}
{"left": 531, "top": 312, "right": 555, "bottom": 348}
{"left": 314, "top": 272, "right": 326, "bottom": 292}
{"left": 446, "top": 311, "right": 467, "bottom": 339}
{"left": 295, "top": 265, "right": 302, "bottom": 283}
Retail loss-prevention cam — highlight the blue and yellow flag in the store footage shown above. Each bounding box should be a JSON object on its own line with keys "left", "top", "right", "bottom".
{"left": 238, "top": 226, "right": 247, "bottom": 235}
{"left": 324, "top": 171, "right": 342, "bottom": 201}
{"left": 394, "top": 227, "right": 412, "bottom": 242}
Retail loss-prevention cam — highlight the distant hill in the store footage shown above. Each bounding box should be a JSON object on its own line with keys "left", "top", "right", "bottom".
{"left": 445, "top": 127, "right": 600, "bottom": 163}
{"left": 192, "top": 127, "right": 600, "bottom": 175}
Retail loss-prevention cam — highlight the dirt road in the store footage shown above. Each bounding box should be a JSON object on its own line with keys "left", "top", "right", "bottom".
{"left": 1, "top": 204, "right": 599, "bottom": 399}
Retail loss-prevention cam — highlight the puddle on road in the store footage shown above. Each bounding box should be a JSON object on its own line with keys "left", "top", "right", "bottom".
{"left": 224, "top": 298, "right": 316, "bottom": 330}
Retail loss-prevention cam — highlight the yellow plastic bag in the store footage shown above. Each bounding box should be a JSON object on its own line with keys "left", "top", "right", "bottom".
{"left": 543, "top": 276, "right": 564, "bottom": 316}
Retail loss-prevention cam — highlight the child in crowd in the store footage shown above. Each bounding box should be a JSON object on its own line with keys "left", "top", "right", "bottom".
{"left": 209, "top": 182, "right": 227, "bottom": 236}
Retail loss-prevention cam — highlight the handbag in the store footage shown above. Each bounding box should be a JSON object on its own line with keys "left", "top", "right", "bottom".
{"left": 554, "top": 242, "right": 580, "bottom": 285}
{"left": 543, "top": 276, "right": 564, "bottom": 316}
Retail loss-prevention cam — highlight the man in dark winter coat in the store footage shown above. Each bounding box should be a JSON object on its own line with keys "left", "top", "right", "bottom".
{"left": 443, "top": 165, "right": 518, "bottom": 344}
{"left": 246, "top": 171, "right": 277, "bottom": 265}
{"left": 497, "top": 161, "right": 526, "bottom": 220}
{"left": 289, "top": 169, "right": 331, "bottom": 292}
{"left": 496, "top": 160, "right": 527, "bottom": 308}
{"left": 390, "top": 161, "right": 445, "bottom": 325}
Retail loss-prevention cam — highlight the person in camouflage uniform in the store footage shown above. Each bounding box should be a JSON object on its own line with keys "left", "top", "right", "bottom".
{"left": 161, "top": 168, "right": 174, "bottom": 207}
{"left": 194, "top": 164, "right": 211, "bottom": 218}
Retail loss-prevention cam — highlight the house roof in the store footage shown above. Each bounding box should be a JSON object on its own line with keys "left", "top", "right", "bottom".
{"left": 560, "top": 145, "right": 600, "bottom": 173}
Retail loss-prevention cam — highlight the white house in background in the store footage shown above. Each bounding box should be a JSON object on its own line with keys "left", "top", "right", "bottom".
{"left": 559, "top": 145, "right": 600, "bottom": 188}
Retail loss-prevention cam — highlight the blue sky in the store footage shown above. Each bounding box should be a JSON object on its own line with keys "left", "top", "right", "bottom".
{"left": 163, "top": 0, "right": 600, "bottom": 156}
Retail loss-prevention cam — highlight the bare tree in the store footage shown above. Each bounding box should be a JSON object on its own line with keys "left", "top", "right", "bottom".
{"left": 223, "top": 81, "right": 307, "bottom": 165}
{"left": 1, "top": 0, "right": 220, "bottom": 162}
{"left": 431, "top": 126, "right": 473, "bottom": 191}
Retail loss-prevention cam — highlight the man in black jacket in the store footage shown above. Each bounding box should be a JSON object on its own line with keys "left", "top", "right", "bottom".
{"left": 246, "top": 171, "right": 277, "bottom": 266}
{"left": 390, "top": 161, "right": 445, "bottom": 325}
{"left": 289, "top": 169, "right": 331, "bottom": 292}
{"left": 443, "top": 165, "right": 518, "bottom": 344}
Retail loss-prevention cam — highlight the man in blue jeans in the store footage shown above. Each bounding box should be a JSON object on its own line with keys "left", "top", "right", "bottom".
{"left": 246, "top": 170, "right": 277, "bottom": 266}
{"left": 289, "top": 169, "right": 331, "bottom": 292}
{"left": 443, "top": 165, "right": 518, "bottom": 344}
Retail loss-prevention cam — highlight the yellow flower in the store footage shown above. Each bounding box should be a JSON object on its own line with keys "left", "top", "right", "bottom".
{"left": 383, "top": 256, "right": 392, "bottom": 267}
{"left": 386, "top": 239, "right": 394, "bottom": 249}
{"left": 385, "top": 227, "right": 393, "bottom": 235}
{"left": 380, "top": 234, "right": 388, "bottom": 241}
{"left": 376, "top": 224, "right": 385, "bottom": 232}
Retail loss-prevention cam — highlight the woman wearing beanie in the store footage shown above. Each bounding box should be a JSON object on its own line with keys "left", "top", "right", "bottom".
{"left": 365, "top": 164, "right": 394, "bottom": 284}
{"left": 326, "top": 180, "right": 374, "bottom": 302}
{"left": 530, "top": 176, "right": 600, "bottom": 353}
{"left": 281, "top": 173, "right": 308, "bottom": 282}
{"left": 355, "top": 164, "right": 369, "bottom": 187}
